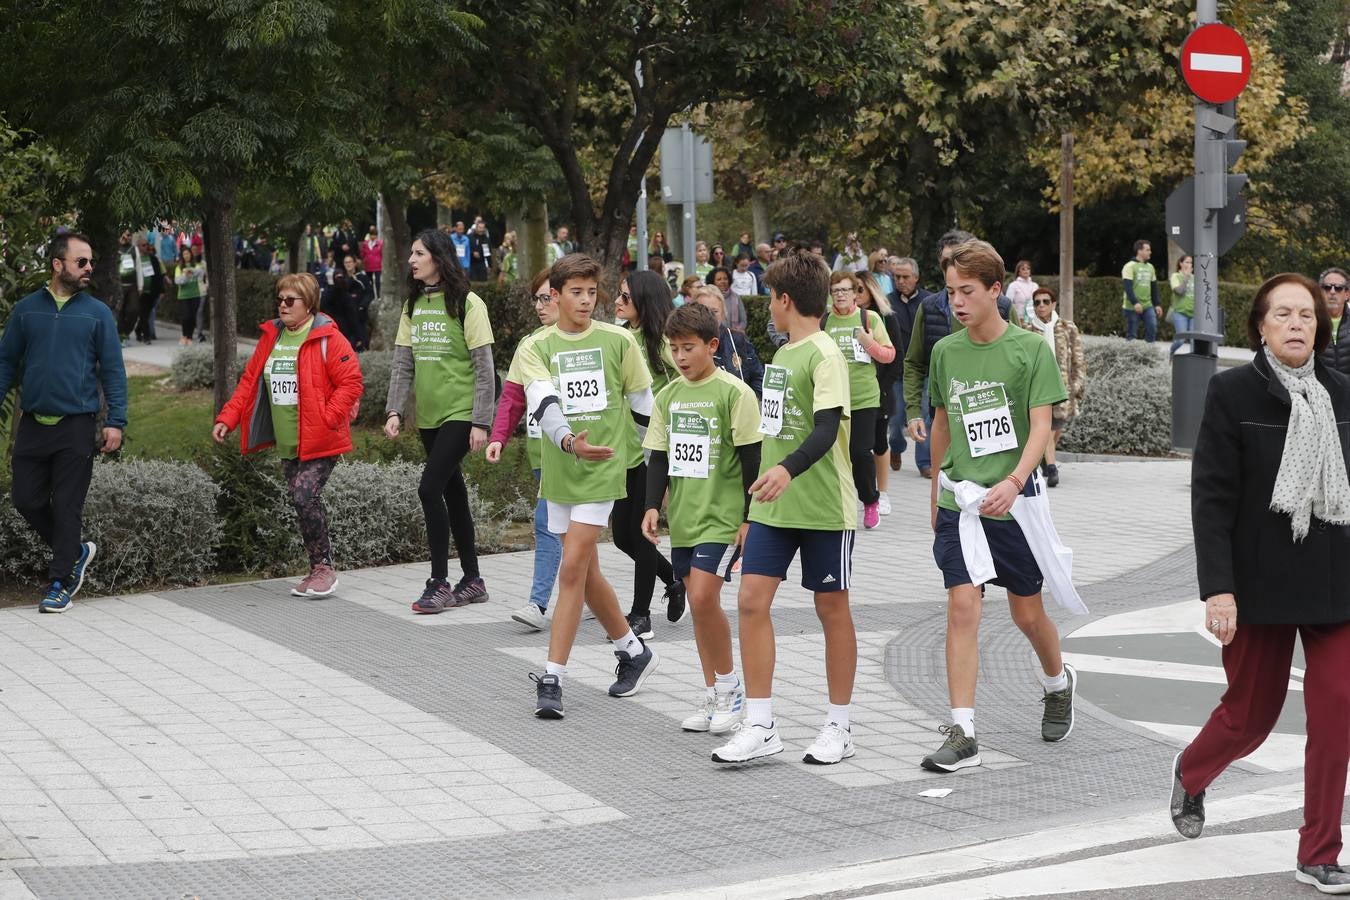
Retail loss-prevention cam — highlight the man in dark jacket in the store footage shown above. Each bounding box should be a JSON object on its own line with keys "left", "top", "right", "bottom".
{"left": 0, "top": 233, "right": 127, "bottom": 613}
{"left": 132, "top": 236, "right": 164, "bottom": 344}
{"left": 902, "top": 232, "right": 1012, "bottom": 478}
{"left": 1318, "top": 267, "right": 1350, "bottom": 375}
{"left": 468, "top": 220, "right": 492, "bottom": 281}
{"left": 887, "top": 256, "right": 932, "bottom": 472}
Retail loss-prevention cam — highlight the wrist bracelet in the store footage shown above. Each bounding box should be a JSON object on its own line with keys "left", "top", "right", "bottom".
{"left": 385, "top": 411, "right": 401, "bottom": 421}
{"left": 1005, "top": 473, "right": 1025, "bottom": 492}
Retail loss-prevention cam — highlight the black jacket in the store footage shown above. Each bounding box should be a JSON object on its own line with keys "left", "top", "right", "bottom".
{"left": 874, "top": 310, "right": 904, "bottom": 413}
{"left": 713, "top": 324, "right": 764, "bottom": 398}
{"left": 1192, "top": 351, "right": 1350, "bottom": 624}
{"left": 888, "top": 287, "right": 931, "bottom": 359}
{"left": 1318, "top": 326, "right": 1350, "bottom": 377}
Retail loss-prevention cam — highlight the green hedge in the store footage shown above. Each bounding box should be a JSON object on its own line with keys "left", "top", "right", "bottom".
{"left": 1041, "top": 275, "right": 1257, "bottom": 348}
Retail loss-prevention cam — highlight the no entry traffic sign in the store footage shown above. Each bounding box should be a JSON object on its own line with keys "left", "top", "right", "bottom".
{"left": 1181, "top": 23, "right": 1251, "bottom": 104}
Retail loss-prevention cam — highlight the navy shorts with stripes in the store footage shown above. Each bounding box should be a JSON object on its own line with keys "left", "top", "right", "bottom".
{"left": 740, "top": 523, "right": 854, "bottom": 592}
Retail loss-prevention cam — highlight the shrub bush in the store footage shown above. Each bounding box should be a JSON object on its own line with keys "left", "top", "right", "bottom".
{"left": 356, "top": 351, "right": 392, "bottom": 426}
{"left": 169, "top": 345, "right": 250, "bottom": 391}
{"left": 324, "top": 461, "right": 427, "bottom": 567}
{"left": 235, "top": 269, "right": 279, "bottom": 338}
{"left": 742, "top": 293, "right": 777, "bottom": 363}
{"left": 0, "top": 459, "right": 221, "bottom": 592}
{"left": 202, "top": 443, "right": 302, "bottom": 577}
{"left": 1059, "top": 338, "right": 1173, "bottom": 457}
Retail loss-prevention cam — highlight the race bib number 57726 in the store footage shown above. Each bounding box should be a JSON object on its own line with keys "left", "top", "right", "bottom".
{"left": 957, "top": 384, "right": 1017, "bottom": 458}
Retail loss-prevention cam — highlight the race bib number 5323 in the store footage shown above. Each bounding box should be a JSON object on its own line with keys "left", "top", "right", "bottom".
{"left": 556, "top": 348, "right": 608, "bottom": 414}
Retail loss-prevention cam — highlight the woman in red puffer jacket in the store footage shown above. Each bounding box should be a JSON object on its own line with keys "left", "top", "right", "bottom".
{"left": 213, "top": 272, "right": 363, "bottom": 599}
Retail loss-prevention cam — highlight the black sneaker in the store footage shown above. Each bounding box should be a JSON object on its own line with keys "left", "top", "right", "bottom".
{"left": 1041, "top": 663, "right": 1076, "bottom": 742}
{"left": 532, "top": 673, "right": 564, "bottom": 719}
{"left": 1296, "top": 863, "right": 1350, "bottom": 894}
{"left": 664, "top": 580, "right": 687, "bottom": 624}
{"left": 1045, "top": 464, "right": 1060, "bottom": 488}
{"left": 1169, "top": 751, "right": 1206, "bottom": 839}
{"left": 449, "top": 576, "right": 488, "bottom": 606}
{"left": 411, "top": 578, "right": 454, "bottom": 614}
{"left": 627, "top": 613, "right": 653, "bottom": 641}
{"left": 608, "top": 642, "right": 660, "bottom": 697}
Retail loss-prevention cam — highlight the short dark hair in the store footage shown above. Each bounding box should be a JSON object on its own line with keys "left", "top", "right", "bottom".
{"left": 763, "top": 250, "right": 829, "bottom": 317}
{"left": 549, "top": 252, "right": 602, "bottom": 291}
{"left": 47, "top": 232, "right": 92, "bottom": 269}
{"left": 936, "top": 229, "right": 975, "bottom": 257}
{"left": 1134, "top": 239, "right": 1151, "bottom": 254}
{"left": 1032, "top": 284, "right": 1057, "bottom": 304}
{"left": 665, "top": 301, "right": 719, "bottom": 343}
{"left": 706, "top": 265, "right": 733, "bottom": 286}
{"left": 1246, "top": 272, "right": 1330, "bottom": 354}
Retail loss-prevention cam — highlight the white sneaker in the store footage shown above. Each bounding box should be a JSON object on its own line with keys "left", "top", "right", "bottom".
{"left": 711, "top": 722, "right": 782, "bottom": 764}
{"left": 877, "top": 492, "right": 892, "bottom": 516}
{"left": 709, "top": 685, "right": 745, "bottom": 733}
{"left": 802, "top": 722, "right": 855, "bottom": 765}
{"left": 511, "top": 603, "right": 548, "bottom": 631}
{"left": 681, "top": 693, "right": 715, "bottom": 732}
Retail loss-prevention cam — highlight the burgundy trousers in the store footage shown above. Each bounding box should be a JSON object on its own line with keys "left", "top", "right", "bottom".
{"left": 1180, "top": 620, "right": 1350, "bottom": 865}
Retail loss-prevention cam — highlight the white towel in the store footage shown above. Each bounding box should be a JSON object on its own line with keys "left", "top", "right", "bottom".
{"left": 937, "top": 472, "right": 1088, "bottom": 614}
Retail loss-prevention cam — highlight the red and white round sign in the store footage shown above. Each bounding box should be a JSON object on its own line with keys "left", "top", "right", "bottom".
{"left": 1181, "top": 23, "right": 1252, "bottom": 104}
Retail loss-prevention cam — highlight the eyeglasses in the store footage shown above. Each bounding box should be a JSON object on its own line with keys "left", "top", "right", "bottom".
{"left": 830, "top": 287, "right": 855, "bottom": 296}
{"left": 533, "top": 293, "right": 552, "bottom": 306}
{"left": 62, "top": 256, "right": 93, "bottom": 268}
{"left": 277, "top": 296, "right": 304, "bottom": 307}
{"left": 1034, "top": 298, "right": 1055, "bottom": 307}
{"left": 1322, "top": 283, "right": 1348, "bottom": 294}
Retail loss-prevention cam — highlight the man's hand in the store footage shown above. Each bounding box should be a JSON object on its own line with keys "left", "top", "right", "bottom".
{"left": 101, "top": 427, "right": 123, "bottom": 453}
{"left": 907, "top": 417, "right": 928, "bottom": 442}
{"left": 749, "top": 464, "right": 791, "bottom": 503}
{"left": 211, "top": 423, "right": 228, "bottom": 444}
{"left": 641, "top": 509, "right": 661, "bottom": 545}
{"left": 383, "top": 414, "right": 401, "bottom": 439}
{"left": 735, "top": 521, "right": 750, "bottom": 550}
{"left": 979, "top": 479, "right": 1020, "bottom": 517}
{"left": 469, "top": 426, "right": 488, "bottom": 452}
{"left": 485, "top": 441, "right": 503, "bottom": 463}
{"left": 1133, "top": 302, "right": 1143, "bottom": 314}
{"left": 572, "top": 430, "right": 614, "bottom": 461}
{"left": 1205, "top": 593, "right": 1238, "bottom": 646}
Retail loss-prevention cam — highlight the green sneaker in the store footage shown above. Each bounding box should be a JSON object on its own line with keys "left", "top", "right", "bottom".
{"left": 1041, "top": 663, "right": 1077, "bottom": 742}
{"left": 920, "top": 724, "right": 981, "bottom": 773}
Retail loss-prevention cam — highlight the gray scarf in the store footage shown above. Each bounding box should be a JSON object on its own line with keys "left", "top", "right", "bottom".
{"left": 1264, "top": 345, "right": 1350, "bottom": 540}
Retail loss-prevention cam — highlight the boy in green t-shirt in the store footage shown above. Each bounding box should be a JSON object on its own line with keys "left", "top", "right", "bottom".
{"left": 1121, "top": 238, "right": 1161, "bottom": 342}
{"left": 641, "top": 303, "right": 762, "bottom": 735}
{"left": 710, "top": 251, "right": 860, "bottom": 767}
{"left": 515, "top": 254, "right": 660, "bottom": 719}
{"left": 923, "top": 239, "right": 1074, "bottom": 775}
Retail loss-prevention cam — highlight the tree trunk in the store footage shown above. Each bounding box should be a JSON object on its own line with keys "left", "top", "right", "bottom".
{"left": 202, "top": 185, "right": 238, "bottom": 414}
{"left": 284, "top": 221, "right": 306, "bottom": 275}
{"left": 381, "top": 189, "right": 411, "bottom": 302}
{"left": 519, "top": 198, "right": 549, "bottom": 283}
{"left": 436, "top": 202, "right": 454, "bottom": 230}
{"left": 751, "top": 190, "right": 771, "bottom": 247}
{"left": 1058, "top": 131, "right": 1076, "bottom": 322}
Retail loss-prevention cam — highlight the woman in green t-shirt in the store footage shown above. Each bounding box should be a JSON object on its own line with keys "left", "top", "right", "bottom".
{"left": 612, "top": 269, "right": 684, "bottom": 637}
{"left": 1168, "top": 255, "right": 1196, "bottom": 357}
{"left": 384, "top": 229, "right": 497, "bottom": 614}
{"left": 174, "top": 245, "right": 205, "bottom": 346}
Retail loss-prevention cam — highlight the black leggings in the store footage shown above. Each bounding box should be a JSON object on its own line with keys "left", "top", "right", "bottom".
{"left": 281, "top": 456, "right": 336, "bottom": 566}
{"left": 873, "top": 407, "right": 890, "bottom": 457}
{"left": 611, "top": 462, "right": 674, "bottom": 617}
{"left": 850, "top": 407, "right": 879, "bottom": 505}
{"left": 419, "top": 421, "right": 479, "bottom": 581}
{"left": 181, "top": 298, "right": 201, "bottom": 339}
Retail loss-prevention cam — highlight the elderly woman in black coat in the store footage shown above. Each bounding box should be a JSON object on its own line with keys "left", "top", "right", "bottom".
{"left": 1173, "top": 273, "right": 1350, "bottom": 894}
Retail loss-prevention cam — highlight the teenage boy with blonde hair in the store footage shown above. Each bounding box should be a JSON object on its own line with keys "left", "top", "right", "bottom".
{"left": 710, "top": 250, "right": 860, "bottom": 766}
{"left": 922, "top": 239, "right": 1075, "bottom": 773}
{"left": 516, "top": 254, "right": 659, "bottom": 718}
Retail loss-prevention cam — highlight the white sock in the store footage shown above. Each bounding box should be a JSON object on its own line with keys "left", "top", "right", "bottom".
{"left": 745, "top": 697, "right": 773, "bottom": 729}
{"left": 613, "top": 631, "right": 643, "bottom": 657}
{"left": 545, "top": 661, "right": 566, "bottom": 679}
{"left": 1040, "top": 668, "right": 1069, "bottom": 692}
{"left": 714, "top": 671, "right": 740, "bottom": 692}
{"left": 951, "top": 707, "right": 975, "bottom": 738}
{"left": 827, "top": 703, "right": 851, "bottom": 730}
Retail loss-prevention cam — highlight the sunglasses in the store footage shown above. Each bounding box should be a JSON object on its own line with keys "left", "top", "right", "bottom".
{"left": 617, "top": 290, "right": 632, "bottom": 302}
{"left": 63, "top": 256, "right": 93, "bottom": 268}
{"left": 1034, "top": 298, "right": 1055, "bottom": 306}
{"left": 277, "top": 296, "right": 304, "bottom": 308}
{"left": 1322, "top": 283, "right": 1348, "bottom": 294}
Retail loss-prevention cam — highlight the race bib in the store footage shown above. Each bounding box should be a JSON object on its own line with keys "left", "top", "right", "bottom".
{"left": 526, "top": 410, "right": 541, "bottom": 439}
{"left": 119, "top": 253, "right": 134, "bottom": 275}
{"left": 557, "top": 348, "right": 607, "bottom": 414}
{"left": 958, "top": 384, "right": 1016, "bottom": 458}
{"left": 851, "top": 335, "right": 870, "bottom": 363}
{"left": 759, "top": 365, "right": 788, "bottom": 436}
{"left": 669, "top": 411, "right": 710, "bottom": 479}
{"left": 141, "top": 262, "right": 155, "bottom": 279}
{"left": 268, "top": 357, "right": 299, "bottom": 407}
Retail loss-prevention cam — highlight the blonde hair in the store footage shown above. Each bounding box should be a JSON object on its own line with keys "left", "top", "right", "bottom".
{"left": 855, "top": 271, "right": 893, "bottom": 316}
{"left": 691, "top": 284, "right": 726, "bottom": 314}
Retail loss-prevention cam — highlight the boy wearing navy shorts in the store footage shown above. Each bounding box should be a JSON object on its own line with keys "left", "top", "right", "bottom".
{"left": 923, "top": 239, "right": 1074, "bottom": 773}
{"left": 710, "top": 251, "right": 860, "bottom": 766}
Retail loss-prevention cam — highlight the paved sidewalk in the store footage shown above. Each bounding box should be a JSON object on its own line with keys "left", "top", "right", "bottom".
{"left": 1, "top": 455, "right": 1281, "bottom": 899}
{"left": 119, "top": 323, "right": 256, "bottom": 374}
